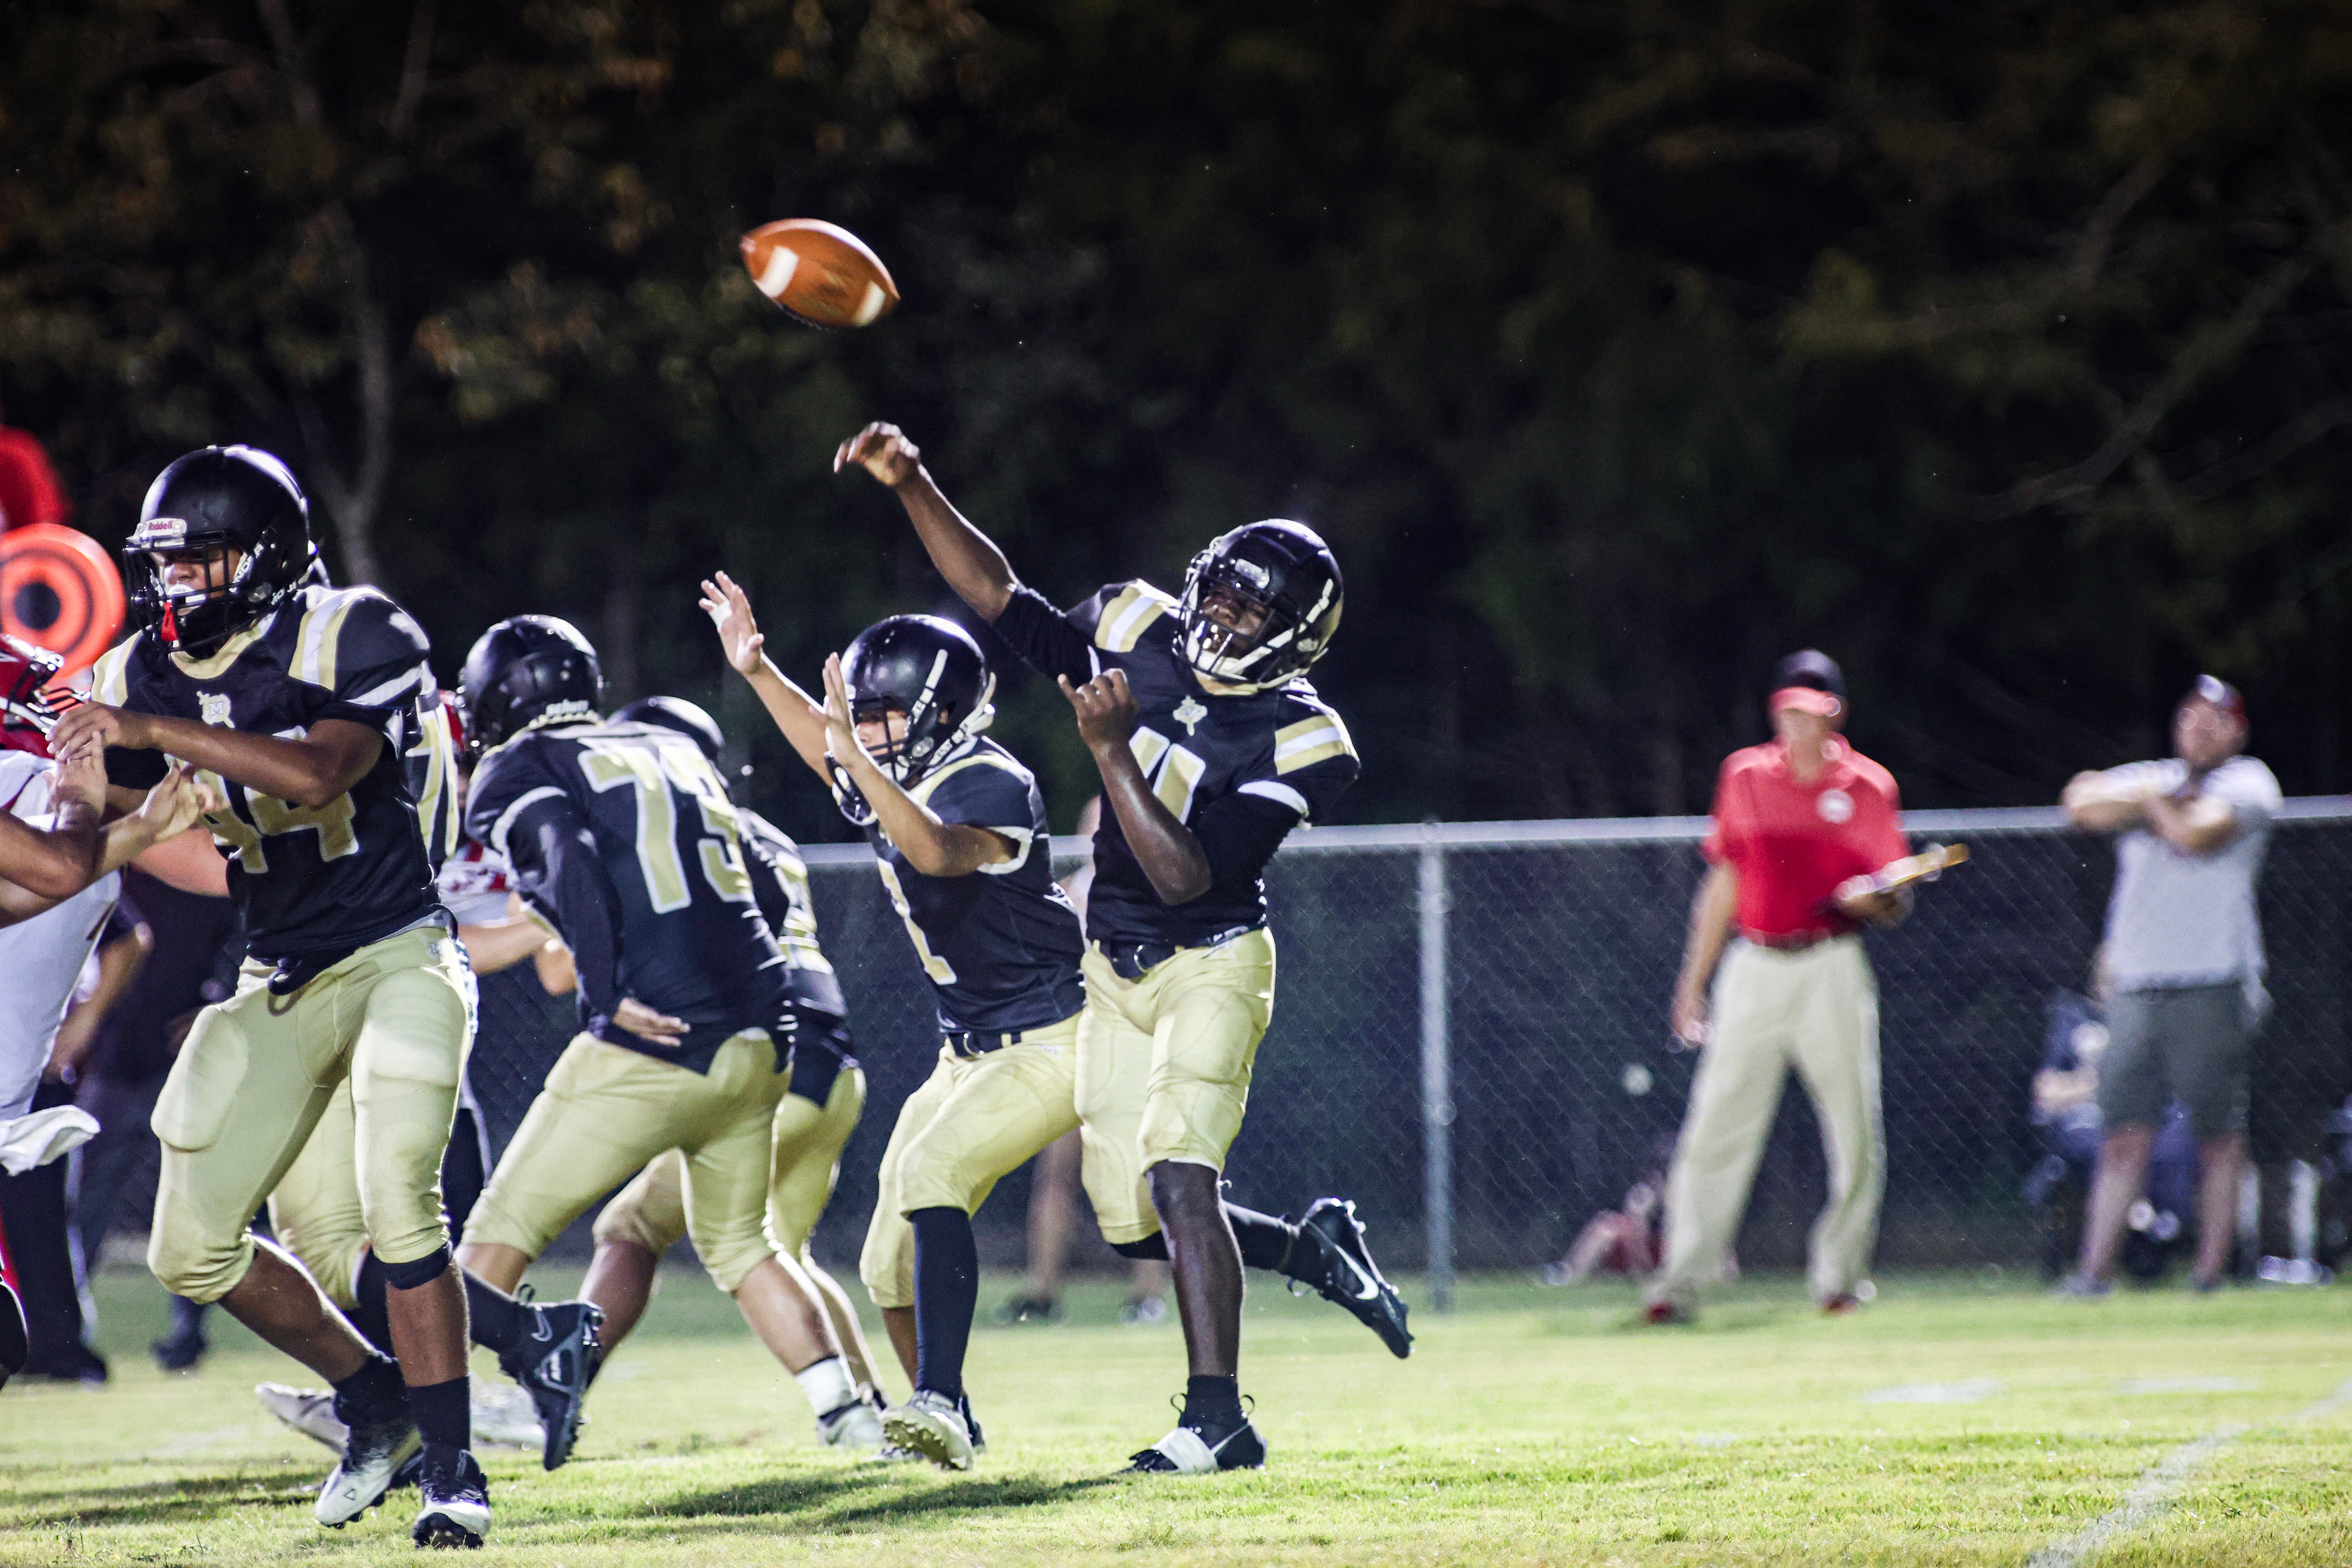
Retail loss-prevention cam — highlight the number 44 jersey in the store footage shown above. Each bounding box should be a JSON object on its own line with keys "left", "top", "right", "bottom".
{"left": 91, "top": 583, "right": 456, "bottom": 962}
{"left": 467, "top": 717, "right": 791, "bottom": 1069}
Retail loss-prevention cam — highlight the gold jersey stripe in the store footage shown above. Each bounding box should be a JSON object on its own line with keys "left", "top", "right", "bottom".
{"left": 296, "top": 590, "right": 360, "bottom": 692}
{"left": 1094, "top": 583, "right": 1178, "bottom": 653}
{"left": 1275, "top": 737, "right": 1350, "bottom": 774}
{"left": 89, "top": 644, "right": 132, "bottom": 706}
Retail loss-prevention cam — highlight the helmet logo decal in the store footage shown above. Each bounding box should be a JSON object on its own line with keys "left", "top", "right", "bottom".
{"left": 132, "top": 517, "right": 189, "bottom": 550}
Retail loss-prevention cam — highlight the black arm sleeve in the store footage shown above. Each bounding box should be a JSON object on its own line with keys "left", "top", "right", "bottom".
{"left": 1192, "top": 793, "right": 1302, "bottom": 891}
{"left": 503, "top": 795, "right": 624, "bottom": 1032}
{"left": 991, "top": 585, "right": 1099, "bottom": 685}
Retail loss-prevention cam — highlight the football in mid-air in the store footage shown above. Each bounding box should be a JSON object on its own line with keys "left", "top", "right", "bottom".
{"left": 740, "top": 219, "right": 899, "bottom": 328}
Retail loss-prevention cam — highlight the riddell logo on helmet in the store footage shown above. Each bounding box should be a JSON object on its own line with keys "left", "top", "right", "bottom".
{"left": 1232, "top": 559, "right": 1270, "bottom": 590}
{"left": 133, "top": 517, "right": 190, "bottom": 549}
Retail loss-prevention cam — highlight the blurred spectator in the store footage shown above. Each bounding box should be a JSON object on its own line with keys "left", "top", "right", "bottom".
{"left": 64, "top": 866, "right": 241, "bottom": 1370}
{"left": 1542, "top": 1149, "right": 1671, "bottom": 1286}
{"left": 998, "top": 797, "right": 1167, "bottom": 1326}
{"left": 2024, "top": 985, "right": 2196, "bottom": 1281}
{"left": 2056, "top": 676, "right": 2278, "bottom": 1296}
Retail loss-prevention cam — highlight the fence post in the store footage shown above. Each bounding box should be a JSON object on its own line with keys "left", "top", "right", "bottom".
{"left": 1418, "top": 823, "right": 1455, "bottom": 1312}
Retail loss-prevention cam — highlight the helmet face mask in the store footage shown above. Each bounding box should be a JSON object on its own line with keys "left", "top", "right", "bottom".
{"left": 125, "top": 446, "right": 318, "bottom": 659}
{"left": 1178, "top": 520, "right": 1343, "bottom": 689}
{"left": 840, "top": 615, "right": 994, "bottom": 788}
{"left": 0, "top": 633, "right": 63, "bottom": 755}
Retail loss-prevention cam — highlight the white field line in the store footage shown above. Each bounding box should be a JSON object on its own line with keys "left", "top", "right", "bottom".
{"left": 2024, "top": 1371, "right": 2352, "bottom": 1567}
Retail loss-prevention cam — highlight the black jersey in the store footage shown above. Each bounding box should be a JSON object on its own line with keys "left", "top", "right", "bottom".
{"left": 843, "top": 737, "right": 1085, "bottom": 1036}
{"left": 468, "top": 717, "right": 790, "bottom": 1072}
{"left": 91, "top": 584, "right": 450, "bottom": 962}
{"left": 738, "top": 808, "right": 848, "bottom": 1021}
{"left": 992, "top": 579, "right": 1360, "bottom": 952}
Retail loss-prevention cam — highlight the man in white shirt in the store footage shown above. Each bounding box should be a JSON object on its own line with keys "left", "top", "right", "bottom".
{"left": 2057, "top": 676, "right": 2280, "bottom": 1294}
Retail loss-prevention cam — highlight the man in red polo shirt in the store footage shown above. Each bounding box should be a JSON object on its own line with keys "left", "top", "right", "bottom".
{"left": 1644, "top": 651, "right": 1911, "bottom": 1323}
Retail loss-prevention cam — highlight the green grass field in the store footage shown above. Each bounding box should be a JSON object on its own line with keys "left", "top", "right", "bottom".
{"left": 4, "top": 1265, "right": 2350, "bottom": 1565}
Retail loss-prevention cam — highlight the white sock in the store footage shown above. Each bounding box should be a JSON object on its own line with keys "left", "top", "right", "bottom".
{"left": 794, "top": 1355, "right": 856, "bottom": 1416}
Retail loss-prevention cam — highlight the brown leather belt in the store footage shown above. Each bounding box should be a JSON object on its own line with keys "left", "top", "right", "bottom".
{"left": 1741, "top": 928, "right": 1843, "bottom": 953}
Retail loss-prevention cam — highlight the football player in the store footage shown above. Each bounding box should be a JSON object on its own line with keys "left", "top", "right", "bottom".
{"left": 51, "top": 446, "right": 490, "bottom": 1546}
{"left": 254, "top": 689, "right": 601, "bottom": 1470}
{"left": 838, "top": 423, "right": 1409, "bottom": 1475}
{"left": 0, "top": 635, "right": 216, "bottom": 1394}
{"left": 574, "top": 696, "right": 886, "bottom": 1438}
{"left": 451, "top": 619, "right": 872, "bottom": 1446}
{"left": 702, "top": 574, "right": 1387, "bottom": 1471}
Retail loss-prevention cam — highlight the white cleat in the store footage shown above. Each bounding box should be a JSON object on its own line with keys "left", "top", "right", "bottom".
{"left": 881, "top": 1389, "right": 976, "bottom": 1471}
{"left": 410, "top": 1443, "right": 491, "bottom": 1549}
{"left": 257, "top": 1382, "right": 347, "bottom": 1451}
{"left": 316, "top": 1404, "right": 423, "bottom": 1528}
{"left": 1125, "top": 1417, "right": 1268, "bottom": 1474}
{"left": 470, "top": 1380, "right": 547, "bottom": 1450}
{"left": 817, "top": 1395, "right": 886, "bottom": 1451}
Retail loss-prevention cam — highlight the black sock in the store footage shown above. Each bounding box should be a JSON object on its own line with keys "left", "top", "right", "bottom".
{"left": 908, "top": 1206, "right": 978, "bottom": 1403}
{"left": 331, "top": 1353, "right": 407, "bottom": 1417}
{"left": 408, "top": 1375, "right": 470, "bottom": 1450}
{"left": 1226, "top": 1205, "right": 1316, "bottom": 1283}
{"left": 1183, "top": 1374, "right": 1243, "bottom": 1431}
{"left": 462, "top": 1271, "right": 529, "bottom": 1356}
{"left": 167, "top": 1294, "right": 209, "bottom": 1340}
{"left": 350, "top": 1253, "right": 397, "bottom": 1359}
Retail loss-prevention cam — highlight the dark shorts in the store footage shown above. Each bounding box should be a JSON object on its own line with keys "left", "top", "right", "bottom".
{"left": 2098, "top": 983, "right": 2256, "bottom": 1139}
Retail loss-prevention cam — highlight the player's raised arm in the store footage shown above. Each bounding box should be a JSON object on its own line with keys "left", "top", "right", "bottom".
{"left": 53, "top": 701, "right": 381, "bottom": 812}
{"left": 817, "top": 653, "right": 1014, "bottom": 878}
{"left": 835, "top": 423, "right": 1016, "bottom": 621}
{"left": 699, "top": 572, "right": 834, "bottom": 782}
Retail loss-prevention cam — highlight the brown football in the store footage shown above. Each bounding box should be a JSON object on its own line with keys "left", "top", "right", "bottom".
{"left": 739, "top": 219, "right": 900, "bottom": 328}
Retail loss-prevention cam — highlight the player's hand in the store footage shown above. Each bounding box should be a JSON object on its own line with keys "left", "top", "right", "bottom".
{"left": 612, "top": 996, "right": 690, "bottom": 1050}
{"left": 1060, "top": 669, "right": 1139, "bottom": 753}
{"left": 832, "top": 422, "right": 922, "bottom": 489}
{"left": 698, "top": 570, "right": 768, "bottom": 676}
{"left": 1832, "top": 876, "right": 1902, "bottom": 924}
{"left": 49, "top": 736, "right": 109, "bottom": 817}
{"left": 135, "top": 764, "right": 221, "bottom": 841}
{"left": 51, "top": 701, "right": 147, "bottom": 758}
{"left": 815, "top": 653, "right": 869, "bottom": 772}
{"left": 1670, "top": 984, "right": 1709, "bottom": 1048}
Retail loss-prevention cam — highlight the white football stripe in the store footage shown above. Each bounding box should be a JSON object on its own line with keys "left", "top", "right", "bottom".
{"left": 757, "top": 247, "right": 800, "bottom": 299}
{"left": 853, "top": 281, "right": 887, "bottom": 325}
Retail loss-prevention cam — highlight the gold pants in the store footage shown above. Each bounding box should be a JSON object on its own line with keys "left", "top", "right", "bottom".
{"left": 858, "top": 1016, "right": 1085, "bottom": 1309}
{"left": 148, "top": 926, "right": 475, "bottom": 1304}
{"left": 593, "top": 1064, "right": 867, "bottom": 1262}
{"left": 463, "top": 1029, "right": 787, "bottom": 1293}
{"left": 1074, "top": 927, "right": 1276, "bottom": 1243}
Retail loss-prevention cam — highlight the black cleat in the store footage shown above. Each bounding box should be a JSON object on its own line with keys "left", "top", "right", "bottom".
{"left": 497, "top": 1294, "right": 603, "bottom": 1471}
{"left": 1299, "top": 1197, "right": 1413, "bottom": 1358}
{"left": 410, "top": 1443, "right": 490, "bottom": 1549}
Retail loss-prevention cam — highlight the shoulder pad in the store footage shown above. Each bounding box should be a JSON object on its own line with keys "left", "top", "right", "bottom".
{"left": 292, "top": 586, "right": 432, "bottom": 705}
{"left": 1087, "top": 581, "right": 1180, "bottom": 654}
{"left": 909, "top": 743, "right": 1032, "bottom": 807}
{"left": 87, "top": 640, "right": 138, "bottom": 706}
{"left": 1272, "top": 691, "right": 1357, "bottom": 776}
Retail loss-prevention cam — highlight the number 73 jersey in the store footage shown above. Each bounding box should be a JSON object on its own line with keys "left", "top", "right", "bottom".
{"left": 466, "top": 718, "right": 789, "bottom": 1042}
{"left": 91, "top": 583, "right": 453, "bottom": 960}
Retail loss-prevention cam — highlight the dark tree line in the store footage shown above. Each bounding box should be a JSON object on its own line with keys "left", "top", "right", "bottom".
{"left": 5, "top": 0, "right": 2350, "bottom": 842}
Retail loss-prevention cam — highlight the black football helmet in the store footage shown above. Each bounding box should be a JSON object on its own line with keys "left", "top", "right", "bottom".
{"left": 839, "top": 614, "right": 994, "bottom": 786}
{"left": 1178, "top": 519, "right": 1343, "bottom": 688}
{"left": 0, "top": 633, "right": 62, "bottom": 756}
{"left": 617, "top": 695, "right": 725, "bottom": 763}
{"left": 124, "top": 445, "right": 319, "bottom": 659}
{"left": 459, "top": 615, "right": 603, "bottom": 751}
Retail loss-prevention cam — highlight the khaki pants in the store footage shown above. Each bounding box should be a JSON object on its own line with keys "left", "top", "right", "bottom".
{"left": 148, "top": 926, "right": 475, "bottom": 1304}
{"left": 858, "top": 1016, "right": 1082, "bottom": 1309}
{"left": 595, "top": 1063, "right": 867, "bottom": 1263}
{"left": 463, "top": 1030, "right": 786, "bottom": 1293}
{"left": 1074, "top": 928, "right": 1275, "bottom": 1246}
{"left": 1650, "top": 936, "right": 1884, "bottom": 1309}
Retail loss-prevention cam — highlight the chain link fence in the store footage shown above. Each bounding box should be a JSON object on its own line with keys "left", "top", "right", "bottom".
{"left": 465, "top": 802, "right": 2352, "bottom": 1287}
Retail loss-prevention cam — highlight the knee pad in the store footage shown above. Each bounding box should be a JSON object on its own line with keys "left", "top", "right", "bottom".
{"left": 1111, "top": 1236, "right": 1170, "bottom": 1262}
{"left": 379, "top": 1244, "right": 452, "bottom": 1290}
{"left": 147, "top": 1223, "right": 253, "bottom": 1306}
